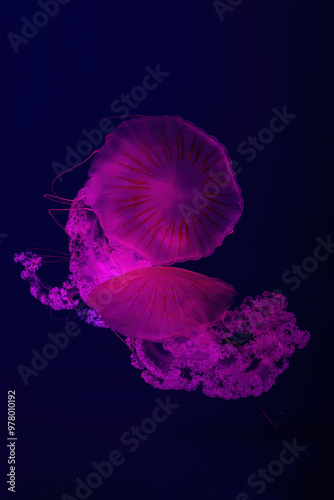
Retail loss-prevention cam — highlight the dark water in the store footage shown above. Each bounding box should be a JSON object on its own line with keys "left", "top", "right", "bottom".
{"left": 2, "top": 1, "right": 333, "bottom": 499}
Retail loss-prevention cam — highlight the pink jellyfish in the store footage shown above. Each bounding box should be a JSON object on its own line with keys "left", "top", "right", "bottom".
{"left": 14, "top": 115, "right": 310, "bottom": 400}
{"left": 126, "top": 292, "right": 310, "bottom": 399}
{"left": 84, "top": 115, "right": 244, "bottom": 265}
{"left": 86, "top": 266, "right": 236, "bottom": 342}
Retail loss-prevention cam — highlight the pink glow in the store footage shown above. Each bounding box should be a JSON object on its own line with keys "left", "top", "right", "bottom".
{"left": 84, "top": 116, "right": 243, "bottom": 266}
{"left": 127, "top": 292, "right": 310, "bottom": 399}
{"left": 86, "top": 266, "right": 236, "bottom": 342}
{"left": 14, "top": 116, "right": 310, "bottom": 399}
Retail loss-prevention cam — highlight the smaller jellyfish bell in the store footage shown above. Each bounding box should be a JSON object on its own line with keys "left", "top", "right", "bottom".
{"left": 84, "top": 116, "right": 243, "bottom": 266}
{"left": 86, "top": 266, "right": 236, "bottom": 342}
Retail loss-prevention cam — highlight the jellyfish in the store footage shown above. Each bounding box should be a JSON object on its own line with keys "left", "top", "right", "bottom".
{"left": 126, "top": 292, "right": 311, "bottom": 399}
{"left": 84, "top": 115, "right": 244, "bottom": 265}
{"left": 14, "top": 115, "right": 310, "bottom": 399}
{"left": 86, "top": 266, "right": 237, "bottom": 342}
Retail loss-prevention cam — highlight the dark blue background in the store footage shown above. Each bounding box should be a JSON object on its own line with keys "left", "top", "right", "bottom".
{"left": 2, "top": 1, "right": 333, "bottom": 499}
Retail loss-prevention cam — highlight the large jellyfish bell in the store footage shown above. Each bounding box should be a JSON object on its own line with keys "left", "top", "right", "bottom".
{"left": 84, "top": 115, "right": 244, "bottom": 265}
{"left": 87, "top": 266, "right": 237, "bottom": 342}
{"left": 14, "top": 115, "right": 310, "bottom": 400}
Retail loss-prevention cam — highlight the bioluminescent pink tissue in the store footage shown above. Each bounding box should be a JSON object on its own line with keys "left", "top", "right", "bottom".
{"left": 15, "top": 115, "right": 310, "bottom": 399}
{"left": 86, "top": 266, "right": 236, "bottom": 342}
{"left": 84, "top": 115, "right": 243, "bottom": 266}
{"left": 127, "top": 292, "right": 310, "bottom": 399}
